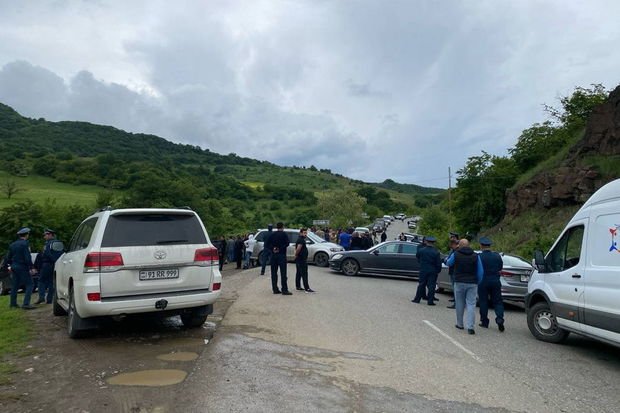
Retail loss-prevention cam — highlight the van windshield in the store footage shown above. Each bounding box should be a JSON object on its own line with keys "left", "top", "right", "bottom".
{"left": 101, "top": 214, "right": 207, "bottom": 247}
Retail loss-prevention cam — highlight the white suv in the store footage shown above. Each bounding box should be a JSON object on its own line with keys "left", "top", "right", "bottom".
{"left": 53, "top": 208, "right": 222, "bottom": 338}
{"left": 251, "top": 229, "right": 344, "bottom": 267}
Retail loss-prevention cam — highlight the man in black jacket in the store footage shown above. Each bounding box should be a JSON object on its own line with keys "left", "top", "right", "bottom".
{"left": 412, "top": 236, "right": 442, "bottom": 305}
{"left": 270, "top": 222, "right": 291, "bottom": 295}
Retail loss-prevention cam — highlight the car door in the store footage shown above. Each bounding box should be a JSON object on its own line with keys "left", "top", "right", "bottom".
{"left": 366, "top": 242, "right": 400, "bottom": 275}
{"left": 396, "top": 242, "right": 419, "bottom": 278}
{"left": 286, "top": 231, "right": 298, "bottom": 261}
{"left": 544, "top": 221, "right": 586, "bottom": 331}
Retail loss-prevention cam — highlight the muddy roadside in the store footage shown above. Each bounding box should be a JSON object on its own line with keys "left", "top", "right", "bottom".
{"left": 0, "top": 266, "right": 256, "bottom": 413}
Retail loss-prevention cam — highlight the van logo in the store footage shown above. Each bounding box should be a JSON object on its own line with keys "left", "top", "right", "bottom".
{"left": 609, "top": 225, "right": 620, "bottom": 253}
{"left": 154, "top": 250, "right": 167, "bottom": 260}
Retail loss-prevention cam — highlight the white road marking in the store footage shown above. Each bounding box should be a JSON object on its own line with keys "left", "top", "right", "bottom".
{"left": 423, "top": 320, "right": 483, "bottom": 363}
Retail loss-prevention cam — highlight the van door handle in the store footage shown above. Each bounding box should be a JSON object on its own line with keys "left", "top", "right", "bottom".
{"left": 572, "top": 274, "right": 581, "bottom": 278}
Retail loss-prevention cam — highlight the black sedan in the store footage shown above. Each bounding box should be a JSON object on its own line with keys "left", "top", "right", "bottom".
{"left": 329, "top": 241, "right": 448, "bottom": 279}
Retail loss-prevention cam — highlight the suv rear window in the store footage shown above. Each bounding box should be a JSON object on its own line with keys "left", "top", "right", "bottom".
{"left": 101, "top": 213, "right": 207, "bottom": 247}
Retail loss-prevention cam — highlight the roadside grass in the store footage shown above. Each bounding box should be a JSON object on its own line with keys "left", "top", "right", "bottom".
{"left": 0, "top": 171, "right": 111, "bottom": 208}
{"left": 0, "top": 295, "right": 34, "bottom": 385}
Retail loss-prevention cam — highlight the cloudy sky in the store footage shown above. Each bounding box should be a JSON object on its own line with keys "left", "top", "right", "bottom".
{"left": 0, "top": 1, "right": 619, "bottom": 187}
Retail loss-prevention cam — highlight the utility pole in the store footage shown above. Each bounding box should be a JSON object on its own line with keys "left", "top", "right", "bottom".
{"left": 448, "top": 167, "right": 453, "bottom": 229}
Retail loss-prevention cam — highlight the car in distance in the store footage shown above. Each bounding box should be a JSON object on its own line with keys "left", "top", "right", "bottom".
{"left": 53, "top": 207, "right": 222, "bottom": 338}
{"left": 329, "top": 240, "right": 448, "bottom": 279}
{"left": 354, "top": 226, "right": 371, "bottom": 235}
{"left": 251, "top": 228, "right": 344, "bottom": 267}
{"left": 437, "top": 252, "right": 533, "bottom": 299}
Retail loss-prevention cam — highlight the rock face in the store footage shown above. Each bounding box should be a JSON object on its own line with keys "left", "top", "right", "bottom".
{"left": 505, "top": 85, "right": 620, "bottom": 216}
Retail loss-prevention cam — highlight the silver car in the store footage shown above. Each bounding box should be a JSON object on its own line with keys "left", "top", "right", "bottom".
{"left": 437, "top": 252, "right": 534, "bottom": 301}
{"left": 251, "top": 229, "right": 343, "bottom": 267}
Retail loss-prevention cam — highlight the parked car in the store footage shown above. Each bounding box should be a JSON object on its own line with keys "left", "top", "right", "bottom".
{"left": 251, "top": 228, "right": 344, "bottom": 267}
{"left": 329, "top": 240, "right": 449, "bottom": 279}
{"left": 53, "top": 207, "right": 222, "bottom": 338}
{"left": 437, "top": 252, "right": 533, "bottom": 300}
{"left": 0, "top": 253, "right": 41, "bottom": 295}
{"left": 526, "top": 178, "right": 620, "bottom": 347}
{"left": 372, "top": 221, "right": 386, "bottom": 233}
{"left": 354, "top": 226, "right": 370, "bottom": 235}
{"left": 395, "top": 213, "right": 406, "bottom": 220}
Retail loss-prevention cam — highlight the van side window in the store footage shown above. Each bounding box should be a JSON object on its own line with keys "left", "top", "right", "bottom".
{"left": 547, "top": 225, "right": 585, "bottom": 272}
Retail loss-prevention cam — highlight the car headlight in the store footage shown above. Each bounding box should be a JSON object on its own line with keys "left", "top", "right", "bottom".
{"left": 330, "top": 247, "right": 344, "bottom": 252}
{"left": 331, "top": 253, "right": 344, "bottom": 260}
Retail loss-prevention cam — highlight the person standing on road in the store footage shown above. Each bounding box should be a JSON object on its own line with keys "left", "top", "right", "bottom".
{"left": 477, "top": 237, "right": 505, "bottom": 332}
{"left": 412, "top": 236, "right": 442, "bottom": 306}
{"left": 226, "top": 236, "right": 235, "bottom": 264}
{"left": 217, "top": 235, "right": 227, "bottom": 272}
{"left": 35, "top": 228, "right": 62, "bottom": 305}
{"left": 294, "top": 228, "right": 314, "bottom": 293}
{"left": 446, "top": 239, "right": 483, "bottom": 335}
{"left": 445, "top": 238, "right": 459, "bottom": 309}
{"left": 234, "top": 235, "right": 245, "bottom": 269}
{"left": 380, "top": 230, "right": 387, "bottom": 243}
{"left": 243, "top": 234, "right": 255, "bottom": 269}
{"left": 260, "top": 224, "right": 273, "bottom": 275}
{"left": 339, "top": 229, "right": 352, "bottom": 251}
{"left": 7, "top": 227, "right": 36, "bottom": 310}
{"left": 270, "top": 222, "right": 292, "bottom": 295}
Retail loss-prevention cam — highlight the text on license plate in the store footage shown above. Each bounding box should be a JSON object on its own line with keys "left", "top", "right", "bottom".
{"left": 520, "top": 275, "right": 530, "bottom": 282}
{"left": 139, "top": 269, "right": 179, "bottom": 280}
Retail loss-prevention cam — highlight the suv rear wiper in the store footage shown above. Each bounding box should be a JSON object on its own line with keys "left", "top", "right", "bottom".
{"left": 156, "top": 239, "right": 189, "bottom": 244}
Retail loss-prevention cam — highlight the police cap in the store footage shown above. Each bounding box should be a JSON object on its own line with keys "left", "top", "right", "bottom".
{"left": 44, "top": 228, "right": 56, "bottom": 235}
{"left": 479, "top": 236, "right": 492, "bottom": 246}
{"left": 17, "top": 227, "right": 31, "bottom": 235}
{"left": 425, "top": 236, "right": 437, "bottom": 243}
{"left": 449, "top": 231, "right": 459, "bottom": 238}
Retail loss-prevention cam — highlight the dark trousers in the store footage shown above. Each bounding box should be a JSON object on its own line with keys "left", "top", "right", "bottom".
{"left": 235, "top": 251, "right": 242, "bottom": 269}
{"left": 295, "top": 260, "right": 309, "bottom": 290}
{"left": 218, "top": 254, "right": 225, "bottom": 271}
{"left": 37, "top": 265, "right": 54, "bottom": 304}
{"left": 478, "top": 278, "right": 504, "bottom": 326}
{"left": 260, "top": 250, "right": 272, "bottom": 274}
{"left": 414, "top": 272, "right": 437, "bottom": 304}
{"left": 10, "top": 267, "right": 33, "bottom": 307}
{"left": 271, "top": 253, "right": 288, "bottom": 292}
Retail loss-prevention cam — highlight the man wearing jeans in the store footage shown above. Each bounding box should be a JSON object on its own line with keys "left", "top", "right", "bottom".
{"left": 446, "top": 239, "right": 483, "bottom": 335}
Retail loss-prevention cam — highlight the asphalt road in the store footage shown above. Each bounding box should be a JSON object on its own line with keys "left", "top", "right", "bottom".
{"left": 179, "top": 222, "right": 620, "bottom": 413}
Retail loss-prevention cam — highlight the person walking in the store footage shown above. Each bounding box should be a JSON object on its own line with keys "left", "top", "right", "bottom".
{"left": 446, "top": 239, "right": 483, "bottom": 335}
{"left": 270, "top": 222, "right": 291, "bottom": 295}
{"left": 260, "top": 224, "right": 273, "bottom": 275}
{"left": 412, "top": 236, "right": 442, "bottom": 305}
{"left": 7, "top": 227, "right": 36, "bottom": 309}
{"left": 477, "top": 237, "right": 505, "bottom": 332}
{"left": 35, "top": 228, "right": 62, "bottom": 305}
{"left": 294, "top": 228, "right": 314, "bottom": 293}
{"left": 217, "top": 235, "right": 227, "bottom": 272}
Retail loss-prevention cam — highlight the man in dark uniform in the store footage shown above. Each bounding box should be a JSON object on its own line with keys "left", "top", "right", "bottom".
{"left": 477, "top": 237, "right": 505, "bottom": 332}
{"left": 270, "top": 222, "right": 292, "bottom": 295}
{"left": 295, "top": 228, "right": 314, "bottom": 293}
{"left": 412, "top": 236, "right": 442, "bottom": 306}
{"left": 7, "top": 227, "right": 36, "bottom": 309}
{"left": 260, "top": 224, "right": 273, "bottom": 275}
{"left": 35, "top": 228, "right": 63, "bottom": 305}
{"left": 217, "top": 235, "right": 227, "bottom": 272}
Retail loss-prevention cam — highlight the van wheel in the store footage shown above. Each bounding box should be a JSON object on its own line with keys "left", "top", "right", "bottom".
{"left": 68, "top": 287, "right": 87, "bottom": 339}
{"left": 527, "top": 301, "right": 569, "bottom": 343}
{"left": 341, "top": 259, "right": 359, "bottom": 276}
{"left": 314, "top": 252, "right": 329, "bottom": 267}
{"left": 181, "top": 313, "right": 208, "bottom": 328}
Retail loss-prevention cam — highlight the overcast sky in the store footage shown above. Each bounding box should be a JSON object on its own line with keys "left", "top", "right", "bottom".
{"left": 0, "top": 1, "right": 618, "bottom": 188}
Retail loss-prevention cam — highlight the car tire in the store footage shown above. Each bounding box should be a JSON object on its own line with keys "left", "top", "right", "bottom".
{"left": 527, "top": 301, "right": 570, "bottom": 343}
{"left": 341, "top": 258, "right": 359, "bottom": 276}
{"left": 314, "top": 252, "right": 329, "bottom": 267}
{"left": 68, "top": 286, "right": 87, "bottom": 339}
{"left": 0, "top": 278, "right": 9, "bottom": 295}
{"left": 180, "top": 313, "right": 208, "bottom": 328}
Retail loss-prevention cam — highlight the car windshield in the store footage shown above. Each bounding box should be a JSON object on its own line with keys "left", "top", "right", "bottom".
{"left": 307, "top": 231, "right": 326, "bottom": 243}
{"left": 101, "top": 213, "right": 207, "bottom": 247}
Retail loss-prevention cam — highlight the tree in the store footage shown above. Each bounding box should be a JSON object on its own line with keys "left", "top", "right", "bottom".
{"left": 316, "top": 189, "right": 367, "bottom": 228}
{"left": 4, "top": 180, "right": 23, "bottom": 199}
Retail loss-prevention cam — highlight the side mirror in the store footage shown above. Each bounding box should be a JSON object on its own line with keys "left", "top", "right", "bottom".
{"left": 533, "top": 250, "right": 546, "bottom": 272}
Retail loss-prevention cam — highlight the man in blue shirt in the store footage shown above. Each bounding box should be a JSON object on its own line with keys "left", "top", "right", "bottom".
{"left": 339, "top": 229, "right": 352, "bottom": 250}
{"left": 7, "top": 227, "right": 36, "bottom": 309}
{"left": 477, "top": 237, "right": 505, "bottom": 332}
{"left": 446, "top": 239, "right": 483, "bottom": 334}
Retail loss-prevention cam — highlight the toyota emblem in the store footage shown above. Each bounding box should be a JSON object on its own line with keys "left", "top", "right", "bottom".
{"left": 154, "top": 250, "right": 167, "bottom": 260}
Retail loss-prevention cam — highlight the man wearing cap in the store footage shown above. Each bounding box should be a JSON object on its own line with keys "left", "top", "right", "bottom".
{"left": 7, "top": 227, "right": 36, "bottom": 309}
{"left": 412, "top": 235, "right": 442, "bottom": 305}
{"left": 35, "top": 229, "right": 63, "bottom": 304}
{"left": 478, "top": 237, "right": 505, "bottom": 331}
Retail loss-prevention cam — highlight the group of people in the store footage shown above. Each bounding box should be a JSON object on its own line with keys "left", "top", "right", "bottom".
{"left": 5, "top": 227, "right": 63, "bottom": 310}
{"left": 216, "top": 233, "right": 257, "bottom": 271}
{"left": 337, "top": 228, "right": 378, "bottom": 251}
{"left": 412, "top": 232, "right": 505, "bottom": 335}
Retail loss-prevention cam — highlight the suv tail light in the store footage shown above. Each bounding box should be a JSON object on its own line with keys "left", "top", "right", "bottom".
{"left": 194, "top": 247, "right": 219, "bottom": 266}
{"left": 500, "top": 270, "right": 515, "bottom": 278}
{"left": 84, "top": 252, "right": 124, "bottom": 273}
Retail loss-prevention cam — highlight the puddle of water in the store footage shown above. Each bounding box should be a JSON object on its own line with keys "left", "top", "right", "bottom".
{"left": 156, "top": 352, "right": 199, "bottom": 361}
{"left": 107, "top": 369, "right": 187, "bottom": 386}
{"left": 158, "top": 337, "right": 204, "bottom": 347}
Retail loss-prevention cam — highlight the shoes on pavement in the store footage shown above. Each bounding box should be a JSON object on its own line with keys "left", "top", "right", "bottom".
{"left": 282, "top": 291, "right": 293, "bottom": 296}
{"left": 446, "top": 304, "right": 455, "bottom": 309}
{"left": 467, "top": 329, "right": 475, "bottom": 335}
{"left": 427, "top": 302, "right": 436, "bottom": 306}
{"left": 273, "top": 290, "right": 282, "bottom": 294}
{"left": 498, "top": 323, "right": 505, "bottom": 332}
{"left": 260, "top": 272, "right": 265, "bottom": 275}
{"left": 35, "top": 299, "right": 45, "bottom": 305}
{"left": 296, "top": 287, "right": 305, "bottom": 291}
{"left": 411, "top": 299, "right": 420, "bottom": 303}
{"left": 305, "top": 289, "right": 316, "bottom": 293}
{"left": 479, "top": 323, "right": 489, "bottom": 328}
{"left": 455, "top": 325, "right": 464, "bottom": 330}
{"left": 22, "top": 305, "right": 36, "bottom": 310}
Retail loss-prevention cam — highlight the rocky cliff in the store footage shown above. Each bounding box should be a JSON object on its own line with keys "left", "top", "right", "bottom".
{"left": 505, "top": 85, "right": 620, "bottom": 216}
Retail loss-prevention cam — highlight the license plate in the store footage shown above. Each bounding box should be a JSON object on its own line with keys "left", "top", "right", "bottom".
{"left": 520, "top": 275, "right": 530, "bottom": 282}
{"left": 139, "top": 269, "right": 179, "bottom": 281}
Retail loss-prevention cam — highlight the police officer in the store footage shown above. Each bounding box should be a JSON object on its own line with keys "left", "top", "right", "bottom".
{"left": 412, "top": 236, "right": 442, "bottom": 305}
{"left": 270, "top": 222, "right": 292, "bottom": 295}
{"left": 260, "top": 224, "right": 273, "bottom": 276}
{"left": 7, "top": 227, "right": 36, "bottom": 309}
{"left": 35, "top": 228, "right": 63, "bottom": 305}
{"left": 294, "top": 228, "right": 314, "bottom": 293}
{"left": 477, "top": 237, "right": 505, "bottom": 332}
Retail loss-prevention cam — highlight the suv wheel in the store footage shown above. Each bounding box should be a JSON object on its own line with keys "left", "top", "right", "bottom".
{"left": 314, "top": 252, "right": 329, "bottom": 267}
{"left": 527, "top": 301, "right": 569, "bottom": 343}
{"left": 341, "top": 258, "right": 359, "bottom": 276}
{"left": 180, "top": 312, "right": 208, "bottom": 328}
{"left": 68, "top": 287, "right": 87, "bottom": 339}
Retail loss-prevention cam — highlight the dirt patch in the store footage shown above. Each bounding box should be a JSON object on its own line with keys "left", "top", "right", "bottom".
{"left": 0, "top": 267, "right": 255, "bottom": 412}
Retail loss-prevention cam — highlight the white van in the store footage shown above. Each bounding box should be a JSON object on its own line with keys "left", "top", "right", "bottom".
{"left": 526, "top": 178, "right": 620, "bottom": 347}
